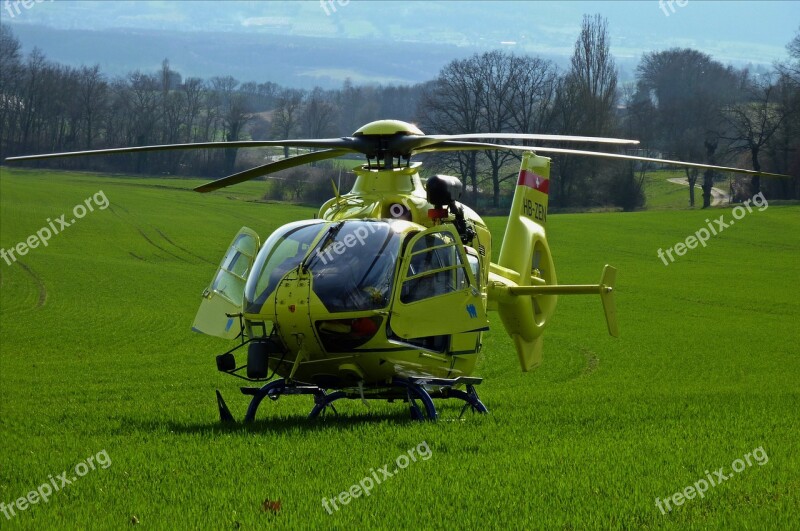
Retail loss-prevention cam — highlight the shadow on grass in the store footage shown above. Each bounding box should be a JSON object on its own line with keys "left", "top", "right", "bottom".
{"left": 120, "top": 399, "right": 487, "bottom": 437}
{"left": 125, "top": 409, "right": 432, "bottom": 437}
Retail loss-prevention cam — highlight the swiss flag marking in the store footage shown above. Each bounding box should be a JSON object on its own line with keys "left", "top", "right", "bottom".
{"left": 518, "top": 169, "right": 549, "bottom": 194}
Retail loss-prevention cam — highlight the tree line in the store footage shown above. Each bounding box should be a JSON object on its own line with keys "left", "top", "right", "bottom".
{"left": 422, "top": 16, "right": 799, "bottom": 209}
{"left": 1, "top": 19, "right": 798, "bottom": 210}
{"left": 0, "top": 24, "right": 422, "bottom": 179}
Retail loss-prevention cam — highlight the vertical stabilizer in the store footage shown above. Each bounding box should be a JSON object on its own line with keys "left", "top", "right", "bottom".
{"left": 495, "top": 152, "right": 558, "bottom": 371}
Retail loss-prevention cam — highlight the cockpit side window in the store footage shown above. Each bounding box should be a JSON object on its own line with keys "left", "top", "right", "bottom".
{"left": 211, "top": 233, "right": 258, "bottom": 303}
{"left": 464, "top": 249, "right": 481, "bottom": 290}
{"left": 401, "top": 231, "right": 470, "bottom": 304}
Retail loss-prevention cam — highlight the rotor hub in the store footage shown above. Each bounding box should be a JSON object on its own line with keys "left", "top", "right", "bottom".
{"left": 352, "top": 119, "right": 424, "bottom": 137}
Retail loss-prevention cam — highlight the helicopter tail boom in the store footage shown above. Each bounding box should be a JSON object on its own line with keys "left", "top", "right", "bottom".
{"left": 488, "top": 265, "right": 618, "bottom": 371}
{"left": 505, "top": 265, "right": 618, "bottom": 337}
{"left": 490, "top": 153, "right": 618, "bottom": 371}
{"left": 490, "top": 152, "right": 558, "bottom": 371}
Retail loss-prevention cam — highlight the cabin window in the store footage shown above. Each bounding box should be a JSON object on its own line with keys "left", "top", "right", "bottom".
{"left": 401, "top": 231, "right": 470, "bottom": 304}
{"left": 211, "top": 233, "right": 258, "bottom": 303}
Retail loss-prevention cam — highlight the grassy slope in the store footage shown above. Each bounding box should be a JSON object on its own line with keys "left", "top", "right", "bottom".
{"left": 643, "top": 169, "right": 735, "bottom": 210}
{"left": 0, "top": 168, "right": 798, "bottom": 529}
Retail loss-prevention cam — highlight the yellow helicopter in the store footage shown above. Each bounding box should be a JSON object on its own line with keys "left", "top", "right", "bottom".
{"left": 6, "top": 119, "right": 787, "bottom": 422}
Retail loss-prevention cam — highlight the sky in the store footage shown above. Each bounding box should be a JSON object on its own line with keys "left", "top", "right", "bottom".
{"left": 2, "top": 1, "right": 798, "bottom": 86}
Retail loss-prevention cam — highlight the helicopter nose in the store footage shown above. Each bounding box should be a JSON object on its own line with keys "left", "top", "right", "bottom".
{"left": 274, "top": 277, "right": 314, "bottom": 346}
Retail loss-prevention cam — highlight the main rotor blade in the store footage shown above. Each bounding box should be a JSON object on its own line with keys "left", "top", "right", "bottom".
{"left": 414, "top": 140, "right": 539, "bottom": 154}
{"left": 194, "top": 149, "right": 351, "bottom": 193}
{"left": 527, "top": 146, "right": 791, "bottom": 179}
{"left": 416, "top": 141, "right": 790, "bottom": 178}
{"left": 4, "top": 138, "right": 361, "bottom": 162}
{"left": 424, "top": 133, "right": 639, "bottom": 144}
{"left": 390, "top": 133, "right": 638, "bottom": 155}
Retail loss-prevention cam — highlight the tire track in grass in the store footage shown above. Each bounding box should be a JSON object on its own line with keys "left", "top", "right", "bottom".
{"left": 582, "top": 348, "right": 599, "bottom": 376}
{"left": 553, "top": 347, "right": 600, "bottom": 383}
{"left": 155, "top": 229, "right": 215, "bottom": 265}
{"left": 134, "top": 227, "right": 191, "bottom": 263}
{"left": 16, "top": 260, "right": 47, "bottom": 308}
{"left": 108, "top": 204, "right": 190, "bottom": 263}
{"left": 111, "top": 199, "right": 212, "bottom": 263}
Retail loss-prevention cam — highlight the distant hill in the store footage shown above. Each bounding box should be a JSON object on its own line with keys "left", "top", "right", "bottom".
{"left": 7, "top": 24, "right": 490, "bottom": 89}
{"left": 4, "top": 1, "right": 794, "bottom": 90}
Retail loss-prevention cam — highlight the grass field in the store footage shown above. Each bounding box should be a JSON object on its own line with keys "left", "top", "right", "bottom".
{"left": 643, "top": 169, "right": 734, "bottom": 210}
{"left": 1, "top": 167, "right": 798, "bottom": 529}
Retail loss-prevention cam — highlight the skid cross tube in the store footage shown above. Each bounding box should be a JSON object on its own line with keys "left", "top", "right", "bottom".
{"left": 240, "top": 379, "right": 328, "bottom": 423}
{"left": 218, "top": 376, "right": 490, "bottom": 423}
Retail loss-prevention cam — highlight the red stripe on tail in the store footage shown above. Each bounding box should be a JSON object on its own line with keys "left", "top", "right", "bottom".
{"left": 518, "top": 169, "right": 549, "bottom": 194}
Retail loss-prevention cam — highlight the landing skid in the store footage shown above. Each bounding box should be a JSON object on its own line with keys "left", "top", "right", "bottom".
{"left": 216, "top": 377, "right": 488, "bottom": 424}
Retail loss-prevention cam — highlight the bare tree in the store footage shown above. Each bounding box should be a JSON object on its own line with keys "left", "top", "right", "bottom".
{"left": 569, "top": 14, "right": 617, "bottom": 136}
{"left": 418, "top": 59, "right": 484, "bottom": 204}
{"left": 636, "top": 48, "right": 739, "bottom": 206}
{"left": 271, "top": 88, "right": 305, "bottom": 158}
{"left": 19, "top": 49, "right": 48, "bottom": 151}
{"left": 160, "top": 60, "right": 183, "bottom": 144}
{"left": 550, "top": 75, "right": 584, "bottom": 205}
{"left": 551, "top": 14, "right": 619, "bottom": 207}
{"left": 301, "top": 87, "right": 337, "bottom": 139}
{"left": 181, "top": 77, "right": 203, "bottom": 143}
{"left": 778, "top": 26, "right": 800, "bottom": 84}
{"left": 126, "top": 71, "right": 161, "bottom": 172}
{"left": 475, "top": 51, "right": 517, "bottom": 207}
{"left": 421, "top": 49, "right": 583, "bottom": 208}
{"left": 257, "top": 81, "right": 280, "bottom": 109}
{"left": 210, "top": 76, "right": 252, "bottom": 173}
{"left": 721, "top": 76, "right": 790, "bottom": 197}
{"left": 77, "top": 65, "right": 107, "bottom": 150}
{"left": 379, "top": 84, "right": 425, "bottom": 122}
{"left": 507, "top": 56, "right": 558, "bottom": 137}
{"left": 0, "top": 26, "right": 23, "bottom": 157}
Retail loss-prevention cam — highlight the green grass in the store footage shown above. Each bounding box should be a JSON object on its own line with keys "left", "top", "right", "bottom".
{"left": 1, "top": 167, "right": 798, "bottom": 529}
{"left": 643, "top": 170, "right": 691, "bottom": 209}
{"left": 643, "top": 169, "right": 733, "bottom": 210}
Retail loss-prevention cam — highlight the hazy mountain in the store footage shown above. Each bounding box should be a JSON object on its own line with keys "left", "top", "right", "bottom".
{"left": 3, "top": 0, "right": 797, "bottom": 88}
{"left": 5, "top": 23, "right": 485, "bottom": 89}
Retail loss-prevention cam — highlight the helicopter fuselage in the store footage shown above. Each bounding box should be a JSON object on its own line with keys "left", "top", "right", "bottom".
{"left": 237, "top": 163, "right": 493, "bottom": 389}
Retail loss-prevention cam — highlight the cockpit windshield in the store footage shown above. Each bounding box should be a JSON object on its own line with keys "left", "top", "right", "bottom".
{"left": 244, "top": 220, "right": 405, "bottom": 315}
{"left": 244, "top": 220, "right": 325, "bottom": 312}
{"left": 307, "top": 221, "right": 402, "bottom": 313}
